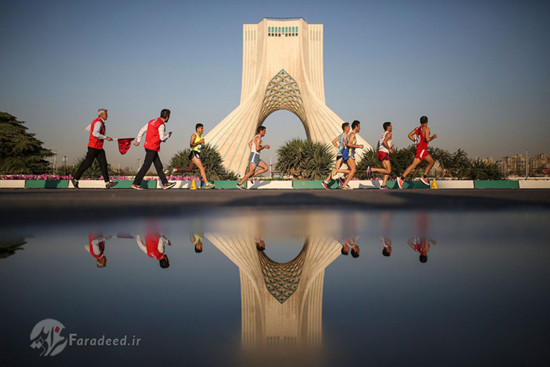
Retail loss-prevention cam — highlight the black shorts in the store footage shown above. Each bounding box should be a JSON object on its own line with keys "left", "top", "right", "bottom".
{"left": 189, "top": 151, "right": 201, "bottom": 161}
{"left": 336, "top": 155, "right": 343, "bottom": 161}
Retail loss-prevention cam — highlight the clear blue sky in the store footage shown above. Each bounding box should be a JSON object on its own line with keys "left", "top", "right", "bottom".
{"left": 1, "top": 0, "right": 549, "bottom": 171}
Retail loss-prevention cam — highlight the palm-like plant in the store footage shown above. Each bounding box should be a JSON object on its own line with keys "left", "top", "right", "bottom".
{"left": 167, "top": 144, "right": 238, "bottom": 180}
{"left": 276, "top": 138, "right": 334, "bottom": 180}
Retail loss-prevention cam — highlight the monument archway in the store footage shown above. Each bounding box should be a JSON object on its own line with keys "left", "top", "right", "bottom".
{"left": 206, "top": 18, "right": 371, "bottom": 175}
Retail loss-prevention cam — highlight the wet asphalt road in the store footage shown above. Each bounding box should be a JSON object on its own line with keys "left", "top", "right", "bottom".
{"left": 1, "top": 188, "right": 549, "bottom": 226}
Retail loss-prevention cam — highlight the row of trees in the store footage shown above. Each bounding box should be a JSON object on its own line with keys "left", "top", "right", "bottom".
{"left": 275, "top": 139, "right": 506, "bottom": 181}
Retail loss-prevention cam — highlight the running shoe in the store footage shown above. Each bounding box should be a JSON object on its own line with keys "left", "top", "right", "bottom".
{"left": 172, "top": 167, "right": 179, "bottom": 173}
{"left": 236, "top": 183, "right": 245, "bottom": 190}
{"left": 163, "top": 182, "right": 176, "bottom": 190}
{"left": 380, "top": 185, "right": 389, "bottom": 190}
{"left": 420, "top": 177, "right": 430, "bottom": 186}
{"left": 105, "top": 181, "right": 118, "bottom": 189}
{"left": 330, "top": 168, "right": 336, "bottom": 180}
{"left": 366, "top": 166, "right": 372, "bottom": 178}
{"left": 321, "top": 181, "right": 330, "bottom": 190}
{"left": 131, "top": 184, "right": 144, "bottom": 190}
{"left": 205, "top": 182, "right": 216, "bottom": 189}
{"left": 338, "top": 177, "right": 346, "bottom": 186}
{"left": 397, "top": 177, "right": 404, "bottom": 189}
{"left": 248, "top": 178, "right": 254, "bottom": 186}
{"left": 341, "top": 185, "right": 353, "bottom": 190}
{"left": 71, "top": 179, "right": 79, "bottom": 189}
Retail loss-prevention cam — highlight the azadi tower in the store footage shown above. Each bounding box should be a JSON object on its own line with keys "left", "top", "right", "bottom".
{"left": 206, "top": 233, "right": 341, "bottom": 350}
{"left": 205, "top": 18, "right": 371, "bottom": 175}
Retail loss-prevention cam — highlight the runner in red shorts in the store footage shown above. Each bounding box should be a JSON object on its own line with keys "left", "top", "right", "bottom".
{"left": 367, "top": 122, "right": 393, "bottom": 189}
{"left": 397, "top": 116, "right": 437, "bottom": 188}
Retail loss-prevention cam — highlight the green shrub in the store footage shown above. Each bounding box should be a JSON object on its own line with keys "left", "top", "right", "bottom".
{"left": 276, "top": 138, "right": 333, "bottom": 180}
{"left": 167, "top": 144, "right": 238, "bottom": 180}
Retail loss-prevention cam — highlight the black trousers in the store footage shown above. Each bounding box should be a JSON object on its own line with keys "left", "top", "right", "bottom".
{"left": 133, "top": 148, "right": 168, "bottom": 186}
{"left": 74, "top": 147, "right": 109, "bottom": 182}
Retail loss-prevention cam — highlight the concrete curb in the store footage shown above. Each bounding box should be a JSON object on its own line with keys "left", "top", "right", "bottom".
{"left": 433, "top": 180, "right": 474, "bottom": 189}
{"left": 0, "top": 180, "right": 26, "bottom": 188}
{"left": 518, "top": 180, "right": 550, "bottom": 189}
{"left": 249, "top": 181, "right": 293, "bottom": 189}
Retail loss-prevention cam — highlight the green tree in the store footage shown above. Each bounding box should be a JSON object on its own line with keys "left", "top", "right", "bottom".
{"left": 166, "top": 144, "right": 238, "bottom": 180}
{"left": 468, "top": 159, "right": 506, "bottom": 180}
{"left": 0, "top": 112, "right": 53, "bottom": 174}
{"left": 276, "top": 138, "right": 333, "bottom": 180}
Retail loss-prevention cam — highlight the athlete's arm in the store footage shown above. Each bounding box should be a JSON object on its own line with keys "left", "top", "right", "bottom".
{"left": 190, "top": 133, "right": 199, "bottom": 148}
{"left": 332, "top": 136, "right": 339, "bottom": 148}
{"left": 424, "top": 127, "right": 437, "bottom": 142}
{"left": 256, "top": 135, "right": 270, "bottom": 151}
{"left": 346, "top": 133, "right": 363, "bottom": 149}
{"left": 135, "top": 235, "right": 147, "bottom": 254}
{"left": 134, "top": 123, "right": 148, "bottom": 146}
{"left": 408, "top": 129, "right": 416, "bottom": 142}
{"left": 248, "top": 139, "right": 253, "bottom": 149}
{"left": 383, "top": 132, "right": 393, "bottom": 153}
{"left": 158, "top": 124, "right": 171, "bottom": 142}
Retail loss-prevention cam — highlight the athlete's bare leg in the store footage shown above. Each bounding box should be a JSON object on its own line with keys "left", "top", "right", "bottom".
{"left": 176, "top": 161, "right": 196, "bottom": 173}
{"left": 402, "top": 158, "right": 422, "bottom": 179}
{"left": 423, "top": 155, "right": 435, "bottom": 177}
{"left": 239, "top": 163, "right": 257, "bottom": 185}
{"left": 372, "top": 160, "right": 392, "bottom": 186}
{"left": 251, "top": 161, "right": 268, "bottom": 177}
{"left": 191, "top": 157, "right": 209, "bottom": 183}
{"left": 342, "top": 159, "right": 357, "bottom": 187}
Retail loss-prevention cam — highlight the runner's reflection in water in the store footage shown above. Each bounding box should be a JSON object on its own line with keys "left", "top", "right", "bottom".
{"left": 85, "top": 233, "right": 110, "bottom": 268}
{"left": 408, "top": 212, "right": 437, "bottom": 263}
{"left": 380, "top": 211, "right": 392, "bottom": 257}
{"left": 254, "top": 235, "right": 266, "bottom": 251}
{"left": 136, "top": 232, "right": 171, "bottom": 269}
{"left": 85, "top": 232, "right": 134, "bottom": 268}
{"left": 340, "top": 211, "right": 360, "bottom": 258}
{"left": 191, "top": 219, "right": 204, "bottom": 253}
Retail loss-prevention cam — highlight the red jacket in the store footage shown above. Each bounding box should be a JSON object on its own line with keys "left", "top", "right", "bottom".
{"left": 88, "top": 118, "right": 106, "bottom": 149}
{"left": 144, "top": 118, "right": 165, "bottom": 152}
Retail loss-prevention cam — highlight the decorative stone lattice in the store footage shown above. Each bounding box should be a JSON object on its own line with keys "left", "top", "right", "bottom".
{"left": 259, "top": 69, "right": 306, "bottom": 122}
{"left": 259, "top": 247, "right": 306, "bottom": 304}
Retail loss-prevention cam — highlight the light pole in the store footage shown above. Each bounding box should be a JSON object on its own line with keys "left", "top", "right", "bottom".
{"left": 63, "top": 156, "right": 67, "bottom": 167}
{"left": 525, "top": 149, "right": 529, "bottom": 180}
{"left": 53, "top": 150, "right": 57, "bottom": 170}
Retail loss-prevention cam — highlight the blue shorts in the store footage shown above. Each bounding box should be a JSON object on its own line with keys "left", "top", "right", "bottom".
{"left": 343, "top": 150, "right": 355, "bottom": 162}
{"left": 249, "top": 152, "right": 262, "bottom": 166}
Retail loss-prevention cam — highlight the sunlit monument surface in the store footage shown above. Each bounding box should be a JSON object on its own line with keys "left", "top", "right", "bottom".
{"left": 206, "top": 233, "right": 341, "bottom": 350}
{"left": 206, "top": 18, "right": 371, "bottom": 174}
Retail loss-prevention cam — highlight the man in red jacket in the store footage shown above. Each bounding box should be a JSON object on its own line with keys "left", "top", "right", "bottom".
{"left": 132, "top": 109, "right": 176, "bottom": 190}
{"left": 72, "top": 109, "right": 118, "bottom": 189}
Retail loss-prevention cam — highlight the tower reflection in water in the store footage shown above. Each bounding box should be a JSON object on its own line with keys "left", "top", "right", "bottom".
{"left": 208, "top": 232, "right": 339, "bottom": 365}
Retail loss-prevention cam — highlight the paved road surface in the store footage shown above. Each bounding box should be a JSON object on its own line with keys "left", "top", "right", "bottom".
{"left": 1, "top": 189, "right": 549, "bottom": 225}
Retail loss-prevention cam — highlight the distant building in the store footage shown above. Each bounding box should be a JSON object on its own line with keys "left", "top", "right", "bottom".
{"left": 501, "top": 152, "right": 549, "bottom": 175}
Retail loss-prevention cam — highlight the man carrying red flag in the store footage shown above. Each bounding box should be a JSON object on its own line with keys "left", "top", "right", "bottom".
{"left": 132, "top": 109, "right": 176, "bottom": 190}
{"left": 71, "top": 109, "right": 118, "bottom": 189}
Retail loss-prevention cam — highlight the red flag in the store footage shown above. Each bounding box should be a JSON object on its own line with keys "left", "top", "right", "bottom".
{"left": 117, "top": 138, "right": 134, "bottom": 155}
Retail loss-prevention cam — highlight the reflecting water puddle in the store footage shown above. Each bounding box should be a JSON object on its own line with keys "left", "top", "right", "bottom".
{"left": 1, "top": 209, "right": 549, "bottom": 366}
